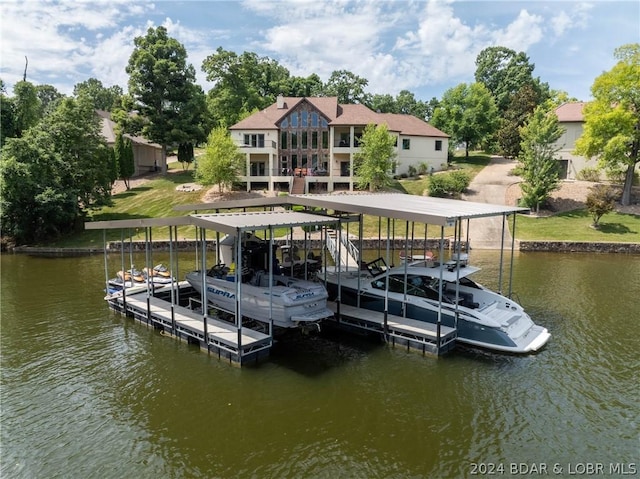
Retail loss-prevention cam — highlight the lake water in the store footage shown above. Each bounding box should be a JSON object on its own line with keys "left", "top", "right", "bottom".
{"left": 1, "top": 251, "right": 638, "bottom": 478}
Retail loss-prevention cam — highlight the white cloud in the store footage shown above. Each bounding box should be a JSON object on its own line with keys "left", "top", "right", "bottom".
{"left": 0, "top": 0, "right": 155, "bottom": 93}
{"left": 492, "top": 10, "right": 544, "bottom": 52}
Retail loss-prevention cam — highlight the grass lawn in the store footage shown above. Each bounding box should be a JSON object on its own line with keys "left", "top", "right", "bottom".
{"left": 53, "top": 165, "right": 205, "bottom": 248}
{"left": 514, "top": 209, "right": 640, "bottom": 242}
{"left": 50, "top": 152, "right": 639, "bottom": 248}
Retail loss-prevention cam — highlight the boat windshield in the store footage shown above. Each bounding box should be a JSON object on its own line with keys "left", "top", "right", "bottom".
{"left": 371, "top": 274, "right": 449, "bottom": 302}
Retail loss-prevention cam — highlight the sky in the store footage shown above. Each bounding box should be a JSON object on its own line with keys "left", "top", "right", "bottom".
{"left": 1, "top": 0, "right": 638, "bottom": 103}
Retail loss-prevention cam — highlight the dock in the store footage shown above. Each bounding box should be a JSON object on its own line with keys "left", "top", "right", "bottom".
{"left": 107, "top": 282, "right": 272, "bottom": 365}
{"left": 327, "top": 302, "right": 457, "bottom": 355}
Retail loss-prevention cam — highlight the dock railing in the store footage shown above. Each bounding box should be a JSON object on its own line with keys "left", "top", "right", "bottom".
{"left": 326, "top": 229, "right": 359, "bottom": 269}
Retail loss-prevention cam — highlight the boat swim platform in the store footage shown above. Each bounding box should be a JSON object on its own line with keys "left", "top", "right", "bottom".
{"left": 107, "top": 282, "right": 272, "bottom": 366}
{"left": 327, "top": 302, "right": 457, "bottom": 356}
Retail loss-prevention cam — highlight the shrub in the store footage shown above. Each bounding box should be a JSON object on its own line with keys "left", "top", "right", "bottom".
{"left": 407, "top": 165, "right": 417, "bottom": 178}
{"left": 577, "top": 167, "right": 601, "bottom": 182}
{"left": 417, "top": 162, "right": 429, "bottom": 175}
{"left": 605, "top": 167, "right": 626, "bottom": 184}
{"left": 427, "top": 170, "right": 470, "bottom": 197}
{"left": 448, "top": 170, "right": 471, "bottom": 194}
{"left": 586, "top": 184, "right": 617, "bottom": 228}
{"left": 427, "top": 174, "right": 450, "bottom": 197}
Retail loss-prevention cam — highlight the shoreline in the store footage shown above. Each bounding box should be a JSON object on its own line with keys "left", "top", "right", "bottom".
{"left": 8, "top": 239, "right": 640, "bottom": 257}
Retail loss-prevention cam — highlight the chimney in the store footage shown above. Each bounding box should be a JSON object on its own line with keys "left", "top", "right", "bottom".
{"left": 276, "top": 94, "right": 285, "bottom": 109}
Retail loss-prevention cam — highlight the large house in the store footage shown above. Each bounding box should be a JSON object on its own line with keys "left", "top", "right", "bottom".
{"left": 553, "top": 102, "right": 592, "bottom": 179}
{"left": 97, "top": 110, "right": 165, "bottom": 177}
{"left": 229, "top": 96, "right": 449, "bottom": 193}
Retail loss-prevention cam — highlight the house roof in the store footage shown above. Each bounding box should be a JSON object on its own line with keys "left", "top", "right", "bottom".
{"left": 229, "top": 96, "right": 448, "bottom": 138}
{"left": 380, "top": 113, "right": 449, "bottom": 138}
{"left": 555, "top": 102, "right": 586, "bottom": 122}
{"left": 96, "top": 110, "right": 162, "bottom": 149}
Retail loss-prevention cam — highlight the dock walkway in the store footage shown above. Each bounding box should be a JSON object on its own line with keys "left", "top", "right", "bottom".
{"left": 109, "top": 284, "right": 272, "bottom": 365}
{"left": 327, "top": 301, "right": 457, "bottom": 355}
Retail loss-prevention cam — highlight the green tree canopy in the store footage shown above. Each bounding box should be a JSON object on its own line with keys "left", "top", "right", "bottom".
{"left": 114, "top": 131, "right": 135, "bottom": 189}
{"left": 12, "top": 80, "right": 41, "bottom": 137}
{"left": 323, "top": 70, "right": 369, "bottom": 104}
{"left": 202, "top": 48, "right": 291, "bottom": 126}
{"left": 126, "top": 26, "right": 207, "bottom": 157}
{"left": 35, "top": 84, "right": 64, "bottom": 116}
{"left": 575, "top": 43, "right": 640, "bottom": 206}
{"left": 474, "top": 46, "right": 549, "bottom": 113}
{"left": 74, "top": 78, "right": 123, "bottom": 111}
{"left": 0, "top": 97, "right": 111, "bottom": 243}
{"left": 195, "top": 127, "right": 244, "bottom": 193}
{"left": 353, "top": 123, "right": 397, "bottom": 191}
{"left": 518, "top": 106, "right": 564, "bottom": 212}
{"left": 496, "top": 84, "right": 540, "bottom": 159}
{"left": 431, "top": 82, "right": 499, "bottom": 157}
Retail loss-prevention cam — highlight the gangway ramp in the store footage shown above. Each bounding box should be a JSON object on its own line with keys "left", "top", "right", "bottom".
{"left": 325, "top": 229, "right": 359, "bottom": 270}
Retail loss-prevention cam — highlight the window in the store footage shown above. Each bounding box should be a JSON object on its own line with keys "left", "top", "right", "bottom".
{"left": 301, "top": 111, "right": 308, "bottom": 127}
{"left": 291, "top": 131, "right": 298, "bottom": 148}
{"left": 312, "top": 131, "right": 318, "bottom": 149}
{"left": 435, "top": 140, "right": 442, "bottom": 151}
{"left": 281, "top": 118, "right": 288, "bottom": 128}
{"left": 290, "top": 113, "right": 298, "bottom": 127}
{"left": 250, "top": 162, "right": 266, "bottom": 176}
{"left": 311, "top": 112, "right": 318, "bottom": 127}
{"left": 301, "top": 131, "right": 308, "bottom": 149}
{"left": 244, "top": 134, "right": 264, "bottom": 147}
{"left": 281, "top": 132, "right": 287, "bottom": 149}
{"left": 402, "top": 139, "right": 410, "bottom": 150}
{"left": 322, "top": 131, "right": 328, "bottom": 149}
{"left": 291, "top": 154, "right": 298, "bottom": 168}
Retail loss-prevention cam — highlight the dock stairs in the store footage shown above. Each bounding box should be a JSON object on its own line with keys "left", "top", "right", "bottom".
{"left": 325, "top": 229, "right": 360, "bottom": 269}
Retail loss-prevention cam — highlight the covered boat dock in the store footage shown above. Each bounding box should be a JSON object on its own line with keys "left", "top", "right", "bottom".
{"left": 87, "top": 193, "right": 527, "bottom": 365}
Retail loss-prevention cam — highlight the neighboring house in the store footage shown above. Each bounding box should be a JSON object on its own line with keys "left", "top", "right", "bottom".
{"left": 228, "top": 96, "right": 449, "bottom": 193}
{"left": 553, "top": 102, "right": 593, "bottom": 180}
{"left": 97, "top": 110, "right": 165, "bottom": 177}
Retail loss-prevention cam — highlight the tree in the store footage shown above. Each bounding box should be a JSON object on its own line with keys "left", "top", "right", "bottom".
{"left": 12, "top": 80, "right": 41, "bottom": 137}
{"left": 474, "top": 46, "right": 548, "bottom": 113}
{"left": 74, "top": 78, "right": 123, "bottom": 111}
{"left": 35, "top": 84, "right": 64, "bottom": 116}
{"left": 202, "top": 48, "right": 291, "bottom": 126}
{"left": 282, "top": 74, "right": 323, "bottom": 97}
{"left": 177, "top": 142, "right": 195, "bottom": 170}
{"left": 518, "top": 106, "right": 564, "bottom": 213}
{"left": 0, "top": 97, "right": 111, "bottom": 243}
{"left": 323, "top": 70, "right": 369, "bottom": 104}
{"left": 496, "top": 84, "right": 540, "bottom": 158}
{"left": 431, "top": 83, "right": 499, "bottom": 157}
{"left": 586, "top": 184, "right": 617, "bottom": 228}
{"left": 126, "top": 26, "right": 207, "bottom": 161}
{"left": 0, "top": 91, "right": 17, "bottom": 146}
{"left": 353, "top": 123, "right": 397, "bottom": 191}
{"left": 575, "top": 43, "right": 640, "bottom": 206}
{"left": 195, "top": 127, "right": 244, "bottom": 193}
{"left": 114, "top": 131, "right": 134, "bottom": 190}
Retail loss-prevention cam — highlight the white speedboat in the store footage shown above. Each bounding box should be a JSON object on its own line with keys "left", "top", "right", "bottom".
{"left": 186, "top": 265, "right": 333, "bottom": 329}
{"left": 321, "top": 257, "right": 550, "bottom": 354}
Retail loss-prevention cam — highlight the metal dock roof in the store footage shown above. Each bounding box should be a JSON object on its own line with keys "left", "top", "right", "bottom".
{"left": 85, "top": 209, "right": 337, "bottom": 234}
{"left": 290, "top": 193, "right": 527, "bottom": 226}
{"left": 86, "top": 193, "right": 526, "bottom": 231}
